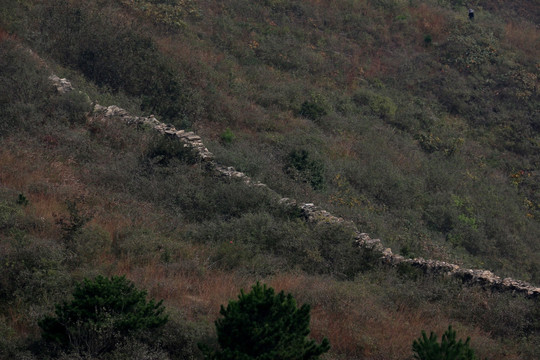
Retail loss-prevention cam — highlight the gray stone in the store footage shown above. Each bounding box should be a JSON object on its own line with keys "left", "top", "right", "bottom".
{"left": 49, "top": 75, "right": 74, "bottom": 93}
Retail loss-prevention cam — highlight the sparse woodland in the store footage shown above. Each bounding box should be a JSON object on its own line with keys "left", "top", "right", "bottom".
{"left": 0, "top": 0, "right": 539, "bottom": 359}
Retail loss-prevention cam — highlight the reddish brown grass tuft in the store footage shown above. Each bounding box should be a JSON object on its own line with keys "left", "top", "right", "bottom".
{"left": 504, "top": 21, "right": 539, "bottom": 59}
{"left": 0, "top": 28, "right": 10, "bottom": 42}
{"left": 410, "top": 3, "right": 449, "bottom": 43}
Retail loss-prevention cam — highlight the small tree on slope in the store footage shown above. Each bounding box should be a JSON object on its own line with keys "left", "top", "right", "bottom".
{"left": 201, "top": 282, "right": 330, "bottom": 360}
{"left": 39, "top": 275, "right": 168, "bottom": 356}
{"left": 412, "top": 325, "right": 477, "bottom": 360}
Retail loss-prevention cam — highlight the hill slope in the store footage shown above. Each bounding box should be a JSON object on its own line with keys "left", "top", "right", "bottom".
{"left": 0, "top": 0, "right": 539, "bottom": 359}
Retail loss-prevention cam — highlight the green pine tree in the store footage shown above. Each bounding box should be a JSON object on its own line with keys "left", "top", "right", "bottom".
{"left": 412, "top": 325, "right": 477, "bottom": 360}
{"left": 202, "top": 282, "right": 330, "bottom": 360}
{"left": 39, "top": 275, "right": 168, "bottom": 356}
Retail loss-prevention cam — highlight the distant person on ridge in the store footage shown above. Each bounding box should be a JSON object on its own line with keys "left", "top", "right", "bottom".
{"left": 469, "top": 8, "right": 475, "bottom": 20}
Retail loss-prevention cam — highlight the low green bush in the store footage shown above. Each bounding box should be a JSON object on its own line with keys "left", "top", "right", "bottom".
{"left": 298, "top": 92, "right": 330, "bottom": 121}
{"left": 72, "top": 224, "right": 111, "bottom": 263}
{"left": 112, "top": 228, "right": 164, "bottom": 260}
{"left": 305, "top": 222, "right": 378, "bottom": 278}
{"left": 0, "top": 200, "right": 23, "bottom": 231}
{"left": 284, "top": 149, "right": 325, "bottom": 190}
{"left": 188, "top": 213, "right": 375, "bottom": 278}
{"left": 55, "top": 200, "right": 92, "bottom": 247}
{"left": 159, "top": 308, "right": 213, "bottom": 360}
{"left": 16, "top": 193, "right": 29, "bottom": 207}
{"left": 187, "top": 212, "right": 303, "bottom": 274}
{"left": 0, "top": 197, "right": 71, "bottom": 309}
{"left": 299, "top": 100, "right": 328, "bottom": 121}
{"left": 119, "top": 0, "right": 201, "bottom": 32}
{"left": 353, "top": 88, "right": 397, "bottom": 120}
{"left": 146, "top": 135, "right": 199, "bottom": 166}
{"left": 49, "top": 90, "right": 93, "bottom": 125}
{"left": 170, "top": 178, "right": 277, "bottom": 222}
{"left": 220, "top": 128, "right": 235, "bottom": 145}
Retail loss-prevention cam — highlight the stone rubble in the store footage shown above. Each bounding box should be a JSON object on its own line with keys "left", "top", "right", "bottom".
{"left": 49, "top": 75, "right": 74, "bottom": 93}
{"left": 52, "top": 75, "right": 540, "bottom": 298}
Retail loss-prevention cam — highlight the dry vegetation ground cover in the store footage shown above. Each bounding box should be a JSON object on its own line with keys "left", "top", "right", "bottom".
{"left": 0, "top": 0, "right": 539, "bottom": 359}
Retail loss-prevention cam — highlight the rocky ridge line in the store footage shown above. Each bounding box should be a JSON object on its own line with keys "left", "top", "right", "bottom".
{"left": 51, "top": 75, "right": 540, "bottom": 298}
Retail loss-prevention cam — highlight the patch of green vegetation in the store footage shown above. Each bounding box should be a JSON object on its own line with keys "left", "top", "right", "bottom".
{"left": 284, "top": 149, "right": 325, "bottom": 190}
{"left": 119, "top": 0, "right": 201, "bottom": 31}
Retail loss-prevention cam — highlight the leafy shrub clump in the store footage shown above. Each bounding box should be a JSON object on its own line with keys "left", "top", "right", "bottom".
{"left": 55, "top": 199, "right": 92, "bottom": 246}
{"left": 49, "top": 89, "right": 93, "bottom": 125}
{"left": 0, "top": 235, "right": 70, "bottom": 307}
{"left": 39, "top": 275, "right": 168, "bottom": 356}
{"left": 201, "top": 282, "right": 330, "bottom": 360}
{"left": 299, "top": 100, "right": 328, "bottom": 121}
{"left": 298, "top": 92, "right": 330, "bottom": 121}
{"left": 353, "top": 88, "right": 397, "bottom": 120}
{"left": 146, "top": 135, "right": 198, "bottom": 166}
{"left": 284, "top": 149, "right": 325, "bottom": 190}
{"left": 220, "top": 128, "right": 235, "bottom": 145}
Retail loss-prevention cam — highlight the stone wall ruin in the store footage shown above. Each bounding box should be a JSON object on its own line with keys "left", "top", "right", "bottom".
{"left": 50, "top": 75, "right": 540, "bottom": 298}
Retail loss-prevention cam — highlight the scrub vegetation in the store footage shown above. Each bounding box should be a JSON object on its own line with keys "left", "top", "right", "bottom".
{"left": 0, "top": 0, "right": 538, "bottom": 359}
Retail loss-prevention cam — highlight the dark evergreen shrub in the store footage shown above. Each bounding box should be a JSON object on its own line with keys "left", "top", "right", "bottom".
{"left": 39, "top": 275, "right": 168, "bottom": 356}
{"left": 16, "top": 193, "right": 29, "bottom": 206}
{"left": 55, "top": 200, "right": 92, "bottom": 246}
{"left": 299, "top": 100, "right": 327, "bottom": 120}
{"left": 146, "top": 136, "right": 198, "bottom": 166}
{"left": 284, "top": 149, "right": 325, "bottom": 190}
{"left": 352, "top": 88, "right": 397, "bottom": 119}
{"left": 201, "top": 282, "right": 329, "bottom": 360}
{"left": 412, "top": 325, "right": 477, "bottom": 360}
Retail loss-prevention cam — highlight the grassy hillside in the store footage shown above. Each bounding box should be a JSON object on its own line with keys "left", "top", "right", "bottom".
{"left": 0, "top": 0, "right": 539, "bottom": 359}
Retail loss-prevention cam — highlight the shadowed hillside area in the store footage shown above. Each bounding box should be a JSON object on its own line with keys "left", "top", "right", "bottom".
{"left": 0, "top": 0, "right": 538, "bottom": 359}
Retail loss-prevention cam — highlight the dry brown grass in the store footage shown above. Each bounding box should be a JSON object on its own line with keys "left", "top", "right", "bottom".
{"left": 328, "top": 132, "right": 359, "bottom": 159}
{"left": 0, "top": 27, "right": 10, "bottom": 42}
{"left": 0, "top": 138, "right": 88, "bottom": 239}
{"left": 504, "top": 21, "right": 540, "bottom": 59}
{"left": 113, "top": 258, "right": 251, "bottom": 321}
{"left": 410, "top": 3, "right": 450, "bottom": 43}
{"left": 0, "top": 138, "right": 86, "bottom": 197}
{"left": 70, "top": 253, "right": 528, "bottom": 360}
{"left": 5, "top": 306, "right": 34, "bottom": 337}
{"left": 183, "top": 272, "right": 526, "bottom": 360}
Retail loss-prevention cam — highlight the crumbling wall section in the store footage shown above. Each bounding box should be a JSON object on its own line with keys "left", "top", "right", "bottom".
{"left": 50, "top": 75, "right": 540, "bottom": 298}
